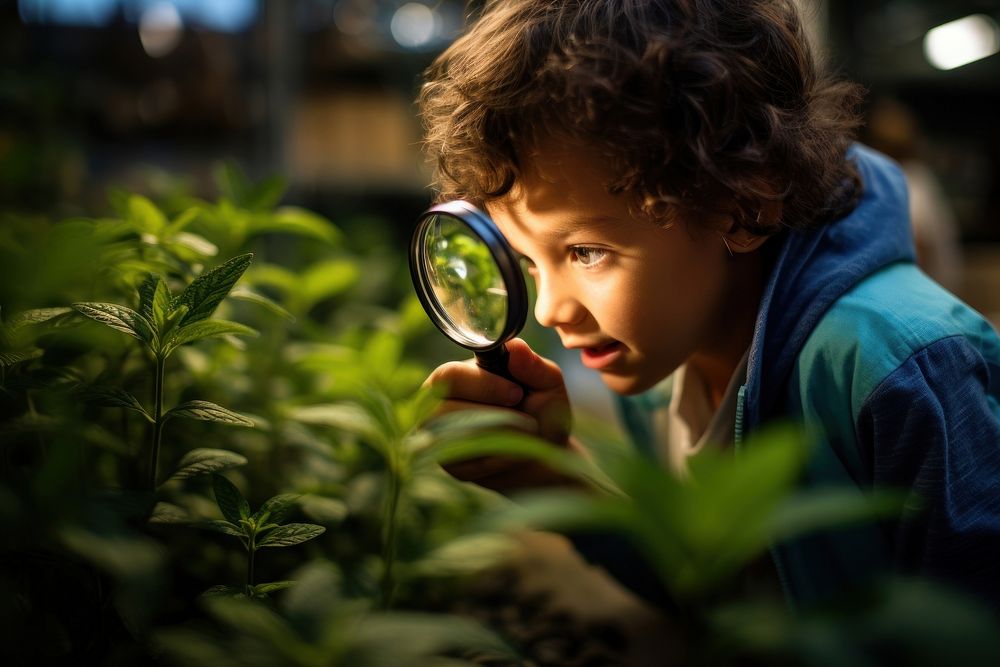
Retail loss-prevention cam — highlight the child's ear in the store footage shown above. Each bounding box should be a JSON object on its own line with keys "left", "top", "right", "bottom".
{"left": 721, "top": 227, "right": 769, "bottom": 253}
{"left": 721, "top": 198, "right": 782, "bottom": 253}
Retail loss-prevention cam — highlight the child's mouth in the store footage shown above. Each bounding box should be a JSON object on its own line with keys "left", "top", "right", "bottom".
{"left": 580, "top": 341, "right": 624, "bottom": 370}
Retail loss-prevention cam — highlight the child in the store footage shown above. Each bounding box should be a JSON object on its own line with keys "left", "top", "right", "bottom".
{"left": 418, "top": 0, "right": 1000, "bottom": 609}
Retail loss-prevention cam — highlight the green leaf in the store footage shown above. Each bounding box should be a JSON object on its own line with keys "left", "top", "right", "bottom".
{"left": 169, "top": 231, "right": 218, "bottom": 258}
{"left": 298, "top": 495, "right": 348, "bottom": 524}
{"left": 171, "top": 253, "right": 253, "bottom": 327}
{"left": 417, "top": 431, "right": 590, "bottom": 476}
{"left": 352, "top": 613, "right": 517, "bottom": 663}
{"left": 148, "top": 502, "right": 190, "bottom": 525}
{"left": 0, "top": 347, "right": 44, "bottom": 367}
{"left": 399, "top": 294, "right": 433, "bottom": 339}
{"left": 152, "top": 277, "right": 172, "bottom": 333}
{"left": 9, "top": 307, "right": 73, "bottom": 329}
{"left": 256, "top": 523, "right": 325, "bottom": 548}
{"left": 201, "top": 585, "right": 245, "bottom": 598}
{"left": 767, "top": 487, "right": 907, "bottom": 543}
{"left": 408, "top": 534, "right": 516, "bottom": 578}
{"left": 228, "top": 286, "right": 295, "bottom": 321}
{"left": 252, "top": 207, "right": 341, "bottom": 244}
{"left": 421, "top": 408, "right": 535, "bottom": 441}
{"left": 73, "top": 302, "right": 154, "bottom": 345}
{"left": 164, "top": 304, "right": 189, "bottom": 332}
{"left": 253, "top": 493, "right": 300, "bottom": 525}
{"left": 128, "top": 194, "right": 167, "bottom": 235}
{"left": 168, "top": 448, "right": 249, "bottom": 482}
{"left": 395, "top": 384, "right": 443, "bottom": 434}
{"left": 251, "top": 581, "right": 295, "bottom": 596}
{"left": 363, "top": 329, "right": 402, "bottom": 379}
{"left": 287, "top": 403, "right": 383, "bottom": 443}
{"left": 107, "top": 186, "right": 130, "bottom": 217}
{"left": 246, "top": 264, "right": 297, "bottom": 294}
{"left": 418, "top": 430, "right": 618, "bottom": 498}
{"left": 354, "top": 392, "right": 401, "bottom": 447}
{"left": 82, "top": 386, "right": 153, "bottom": 422}
{"left": 197, "top": 520, "right": 246, "bottom": 538}
{"left": 202, "top": 596, "right": 300, "bottom": 649}
{"left": 137, "top": 274, "right": 159, "bottom": 322}
{"left": 165, "top": 400, "right": 254, "bottom": 427}
{"left": 214, "top": 162, "right": 250, "bottom": 206}
{"left": 164, "top": 319, "right": 258, "bottom": 355}
{"left": 244, "top": 175, "right": 286, "bottom": 212}
{"left": 287, "top": 343, "right": 356, "bottom": 372}
{"left": 299, "top": 259, "right": 359, "bottom": 308}
{"left": 59, "top": 526, "right": 164, "bottom": 579}
{"left": 212, "top": 474, "right": 250, "bottom": 525}
{"left": 281, "top": 560, "right": 343, "bottom": 619}
{"left": 665, "top": 426, "right": 808, "bottom": 569}
{"left": 166, "top": 207, "right": 202, "bottom": 235}
{"left": 484, "top": 490, "right": 632, "bottom": 535}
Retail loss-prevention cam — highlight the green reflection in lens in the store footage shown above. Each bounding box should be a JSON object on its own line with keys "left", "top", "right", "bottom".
{"left": 422, "top": 214, "right": 508, "bottom": 346}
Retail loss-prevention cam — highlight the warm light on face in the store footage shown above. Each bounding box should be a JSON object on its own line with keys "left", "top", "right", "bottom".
{"left": 923, "top": 14, "right": 1000, "bottom": 71}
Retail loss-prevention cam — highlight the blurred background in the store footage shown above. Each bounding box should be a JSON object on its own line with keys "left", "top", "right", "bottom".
{"left": 2, "top": 0, "right": 999, "bottom": 329}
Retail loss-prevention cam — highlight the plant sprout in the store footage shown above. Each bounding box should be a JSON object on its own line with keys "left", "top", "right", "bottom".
{"left": 201, "top": 474, "right": 326, "bottom": 597}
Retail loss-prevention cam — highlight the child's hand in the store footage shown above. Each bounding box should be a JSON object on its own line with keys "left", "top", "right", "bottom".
{"left": 424, "top": 338, "right": 583, "bottom": 492}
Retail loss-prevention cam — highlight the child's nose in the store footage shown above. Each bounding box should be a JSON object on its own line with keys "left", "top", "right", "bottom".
{"left": 533, "top": 273, "right": 585, "bottom": 329}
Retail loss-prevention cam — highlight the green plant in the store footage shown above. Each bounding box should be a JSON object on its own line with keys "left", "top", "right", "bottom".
{"left": 289, "top": 387, "right": 607, "bottom": 610}
{"left": 72, "top": 254, "right": 257, "bottom": 492}
{"left": 487, "top": 423, "right": 904, "bottom": 598}
{"left": 199, "top": 474, "right": 326, "bottom": 597}
{"left": 711, "top": 578, "right": 1000, "bottom": 665}
{"left": 155, "top": 561, "right": 517, "bottom": 667}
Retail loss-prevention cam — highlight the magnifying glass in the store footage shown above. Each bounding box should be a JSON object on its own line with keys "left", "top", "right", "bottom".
{"left": 409, "top": 200, "right": 528, "bottom": 382}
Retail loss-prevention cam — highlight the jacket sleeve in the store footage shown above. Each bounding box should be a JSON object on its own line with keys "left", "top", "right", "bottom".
{"left": 856, "top": 334, "right": 1000, "bottom": 607}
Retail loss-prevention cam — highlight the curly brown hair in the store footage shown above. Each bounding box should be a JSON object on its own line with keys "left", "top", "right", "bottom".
{"left": 418, "top": 0, "right": 865, "bottom": 234}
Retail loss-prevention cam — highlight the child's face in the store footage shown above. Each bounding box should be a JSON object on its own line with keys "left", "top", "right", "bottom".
{"left": 485, "top": 143, "right": 739, "bottom": 395}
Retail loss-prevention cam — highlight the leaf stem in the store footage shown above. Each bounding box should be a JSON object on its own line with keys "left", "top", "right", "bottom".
{"left": 380, "top": 453, "right": 402, "bottom": 610}
{"left": 247, "top": 535, "right": 256, "bottom": 594}
{"left": 26, "top": 391, "right": 45, "bottom": 453}
{"left": 148, "top": 355, "right": 165, "bottom": 491}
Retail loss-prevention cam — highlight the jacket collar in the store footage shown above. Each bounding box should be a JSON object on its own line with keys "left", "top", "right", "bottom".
{"left": 742, "top": 144, "right": 916, "bottom": 429}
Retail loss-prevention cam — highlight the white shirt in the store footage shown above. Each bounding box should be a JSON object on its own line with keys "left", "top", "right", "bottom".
{"left": 653, "top": 349, "right": 750, "bottom": 475}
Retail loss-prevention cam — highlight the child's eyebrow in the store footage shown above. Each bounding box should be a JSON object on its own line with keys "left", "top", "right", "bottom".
{"left": 534, "top": 214, "right": 620, "bottom": 242}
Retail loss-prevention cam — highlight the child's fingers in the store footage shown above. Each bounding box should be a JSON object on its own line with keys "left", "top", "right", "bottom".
{"left": 505, "top": 338, "right": 565, "bottom": 392}
{"left": 424, "top": 361, "right": 524, "bottom": 406}
{"left": 521, "top": 391, "right": 572, "bottom": 443}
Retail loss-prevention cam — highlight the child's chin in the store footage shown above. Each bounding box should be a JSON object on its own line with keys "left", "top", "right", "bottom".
{"left": 599, "top": 372, "right": 655, "bottom": 396}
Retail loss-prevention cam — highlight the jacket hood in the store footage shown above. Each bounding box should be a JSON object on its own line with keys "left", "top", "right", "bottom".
{"left": 743, "top": 144, "right": 916, "bottom": 429}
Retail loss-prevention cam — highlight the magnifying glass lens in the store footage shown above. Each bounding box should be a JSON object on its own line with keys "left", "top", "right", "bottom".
{"left": 410, "top": 201, "right": 528, "bottom": 380}
{"left": 421, "top": 214, "right": 508, "bottom": 347}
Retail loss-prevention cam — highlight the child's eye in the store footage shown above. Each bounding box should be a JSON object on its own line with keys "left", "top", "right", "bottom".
{"left": 570, "top": 246, "right": 608, "bottom": 267}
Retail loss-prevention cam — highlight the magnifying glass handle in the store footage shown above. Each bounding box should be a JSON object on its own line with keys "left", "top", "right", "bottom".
{"left": 474, "top": 344, "right": 519, "bottom": 385}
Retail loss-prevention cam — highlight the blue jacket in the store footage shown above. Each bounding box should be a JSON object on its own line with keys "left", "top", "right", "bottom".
{"left": 607, "top": 144, "right": 1000, "bottom": 609}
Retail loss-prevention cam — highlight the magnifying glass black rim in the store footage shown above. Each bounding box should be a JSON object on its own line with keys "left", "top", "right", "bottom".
{"left": 409, "top": 200, "right": 528, "bottom": 352}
